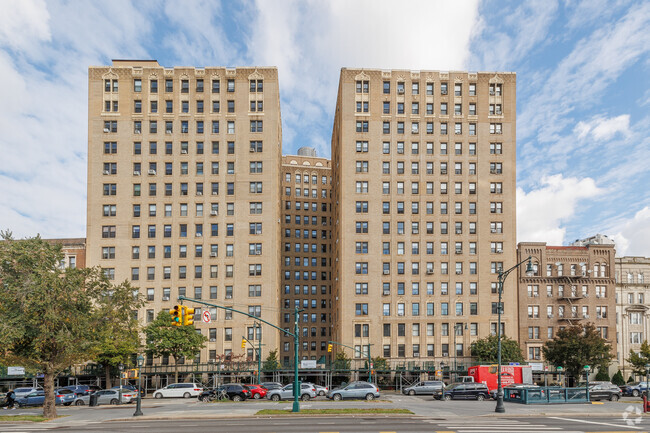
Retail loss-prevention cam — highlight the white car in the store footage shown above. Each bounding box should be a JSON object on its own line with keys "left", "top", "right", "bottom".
{"left": 153, "top": 383, "right": 203, "bottom": 399}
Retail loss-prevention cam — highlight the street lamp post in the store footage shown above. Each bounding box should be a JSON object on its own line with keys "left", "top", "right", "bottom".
{"left": 495, "top": 256, "right": 533, "bottom": 414}
{"left": 133, "top": 355, "right": 144, "bottom": 417}
{"left": 584, "top": 365, "right": 591, "bottom": 401}
{"left": 118, "top": 363, "right": 124, "bottom": 405}
{"left": 645, "top": 364, "right": 650, "bottom": 397}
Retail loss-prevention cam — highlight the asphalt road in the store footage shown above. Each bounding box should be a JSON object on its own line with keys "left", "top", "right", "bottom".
{"left": 2, "top": 415, "right": 650, "bottom": 433}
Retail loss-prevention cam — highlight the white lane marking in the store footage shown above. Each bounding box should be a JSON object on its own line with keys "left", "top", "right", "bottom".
{"left": 549, "top": 416, "right": 644, "bottom": 430}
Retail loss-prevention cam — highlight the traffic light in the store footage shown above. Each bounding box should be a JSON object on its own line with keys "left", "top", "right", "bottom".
{"left": 183, "top": 307, "right": 195, "bottom": 326}
{"left": 327, "top": 344, "right": 333, "bottom": 353}
{"left": 171, "top": 305, "right": 182, "bottom": 326}
{"left": 241, "top": 338, "right": 247, "bottom": 349}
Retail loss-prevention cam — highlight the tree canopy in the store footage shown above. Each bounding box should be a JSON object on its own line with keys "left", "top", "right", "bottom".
{"left": 262, "top": 349, "right": 280, "bottom": 371}
{"left": 0, "top": 232, "right": 142, "bottom": 418}
{"left": 470, "top": 334, "right": 524, "bottom": 364}
{"left": 144, "top": 311, "right": 207, "bottom": 382}
{"left": 542, "top": 323, "right": 613, "bottom": 380}
{"left": 627, "top": 340, "right": 650, "bottom": 376}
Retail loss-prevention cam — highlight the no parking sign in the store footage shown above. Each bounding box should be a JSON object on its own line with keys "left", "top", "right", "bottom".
{"left": 202, "top": 311, "right": 211, "bottom": 323}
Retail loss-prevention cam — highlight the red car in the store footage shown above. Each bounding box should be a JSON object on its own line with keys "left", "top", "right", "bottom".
{"left": 244, "top": 384, "right": 267, "bottom": 399}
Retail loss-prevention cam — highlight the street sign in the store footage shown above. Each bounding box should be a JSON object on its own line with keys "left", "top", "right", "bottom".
{"left": 202, "top": 311, "right": 211, "bottom": 323}
{"left": 300, "top": 360, "right": 317, "bottom": 369}
{"left": 7, "top": 367, "right": 25, "bottom": 376}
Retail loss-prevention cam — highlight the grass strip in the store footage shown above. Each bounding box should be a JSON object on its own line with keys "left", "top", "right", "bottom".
{"left": 0, "top": 415, "right": 53, "bottom": 422}
{"left": 256, "top": 408, "right": 412, "bottom": 415}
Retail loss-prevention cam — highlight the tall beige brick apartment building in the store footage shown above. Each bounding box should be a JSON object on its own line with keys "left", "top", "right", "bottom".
{"left": 88, "top": 62, "right": 517, "bottom": 366}
{"left": 331, "top": 69, "right": 517, "bottom": 366}
{"left": 87, "top": 61, "right": 282, "bottom": 364}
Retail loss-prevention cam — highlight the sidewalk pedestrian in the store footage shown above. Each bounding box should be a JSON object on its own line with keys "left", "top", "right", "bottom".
{"left": 1, "top": 390, "right": 16, "bottom": 409}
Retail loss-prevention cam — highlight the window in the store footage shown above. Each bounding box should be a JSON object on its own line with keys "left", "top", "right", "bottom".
{"left": 355, "top": 303, "right": 368, "bottom": 316}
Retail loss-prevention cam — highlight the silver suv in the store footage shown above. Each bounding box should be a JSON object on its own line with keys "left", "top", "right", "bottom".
{"left": 403, "top": 380, "right": 445, "bottom": 396}
{"left": 267, "top": 383, "right": 316, "bottom": 401}
{"left": 327, "top": 381, "right": 380, "bottom": 401}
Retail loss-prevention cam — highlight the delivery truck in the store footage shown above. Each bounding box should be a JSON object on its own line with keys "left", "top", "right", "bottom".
{"left": 467, "top": 365, "right": 533, "bottom": 391}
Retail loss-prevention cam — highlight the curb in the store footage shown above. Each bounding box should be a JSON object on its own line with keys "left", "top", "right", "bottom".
{"left": 108, "top": 413, "right": 417, "bottom": 422}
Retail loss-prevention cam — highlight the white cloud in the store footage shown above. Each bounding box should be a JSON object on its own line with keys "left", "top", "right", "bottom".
{"left": 0, "top": 1, "right": 151, "bottom": 239}
{"left": 0, "top": 0, "right": 51, "bottom": 52}
{"left": 517, "top": 2, "right": 650, "bottom": 143}
{"left": 609, "top": 207, "right": 650, "bottom": 256}
{"left": 517, "top": 174, "right": 602, "bottom": 245}
{"left": 575, "top": 114, "right": 630, "bottom": 140}
{"left": 247, "top": 0, "right": 481, "bottom": 156}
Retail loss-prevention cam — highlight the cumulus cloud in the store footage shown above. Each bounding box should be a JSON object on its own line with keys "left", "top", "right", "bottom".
{"left": 517, "top": 175, "right": 602, "bottom": 245}
{"left": 575, "top": 114, "right": 630, "bottom": 141}
{"left": 247, "top": 0, "right": 481, "bottom": 156}
{"left": 609, "top": 207, "right": 650, "bottom": 256}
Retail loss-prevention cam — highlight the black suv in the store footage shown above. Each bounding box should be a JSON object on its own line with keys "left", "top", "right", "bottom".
{"left": 441, "top": 383, "right": 490, "bottom": 401}
{"left": 199, "top": 383, "right": 249, "bottom": 402}
{"left": 589, "top": 382, "right": 622, "bottom": 401}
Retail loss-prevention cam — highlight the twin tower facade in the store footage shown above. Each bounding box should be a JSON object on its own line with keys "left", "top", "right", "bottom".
{"left": 88, "top": 61, "right": 516, "bottom": 367}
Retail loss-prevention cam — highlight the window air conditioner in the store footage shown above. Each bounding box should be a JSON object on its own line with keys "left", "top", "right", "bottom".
{"left": 103, "top": 128, "right": 110, "bottom": 133}
{"left": 210, "top": 210, "right": 218, "bottom": 216}
{"left": 148, "top": 169, "right": 156, "bottom": 175}
{"left": 491, "top": 229, "right": 497, "bottom": 233}
{"left": 496, "top": 249, "right": 503, "bottom": 254}
{"left": 181, "top": 149, "right": 188, "bottom": 154}
{"left": 397, "top": 89, "right": 404, "bottom": 94}
{"left": 441, "top": 90, "right": 448, "bottom": 95}
{"left": 209, "top": 338, "right": 216, "bottom": 342}
{"left": 442, "top": 352, "right": 448, "bottom": 357}
{"left": 166, "top": 130, "right": 172, "bottom": 134}
{"left": 162, "top": 296, "right": 170, "bottom": 301}
{"left": 426, "top": 270, "right": 434, "bottom": 275}
{"left": 490, "top": 90, "right": 495, "bottom": 95}
{"left": 134, "top": 129, "right": 141, "bottom": 134}
{"left": 456, "top": 249, "right": 462, "bottom": 254}
{"left": 197, "top": 191, "right": 203, "bottom": 196}
{"left": 496, "top": 110, "right": 502, "bottom": 115}
{"left": 210, "top": 252, "right": 217, "bottom": 257}
{"left": 583, "top": 314, "right": 589, "bottom": 319}
{"left": 596, "top": 294, "right": 600, "bottom": 298}
{"left": 250, "top": 148, "right": 256, "bottom": 152}
{"left": 490, "top": 169, "right": 496, "bottom": 174}
{"left": 133, "top": 171, "right": 140, "bottom": 176}
{"left": 456, "top": 271, "right": 462, "bottom": 275}
{"left": 455, "top": 230, "right": 462, "bottom": 234}
{"left": 103, "top": 170, "right": 110, "bottom": 175}
{"left": 195, "top": 233, "right": 202, "bottom": 237}
{"left": 533, "top": 294, "right": 538, "bottom": 297}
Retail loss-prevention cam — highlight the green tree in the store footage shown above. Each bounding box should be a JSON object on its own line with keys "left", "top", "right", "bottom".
{"left": 332, "top": 351, "right": 351, "bottom": 370}
{"left": 470, "top": 334, "right": 524, "bottom": 364}
{"left": 371, "top": 356, "right": 389, "bottom": 372}
{"left": 262, "top": 349, "right": 279, "bottom": 371}
{"left": 144, "top": 311, "right": 207, "bottom": 382}
{"left": 611, "top": 370, "right": 625, "bottom": 386}
{"left": 594, "top": 368, "right": 610, "bottom": 381}
{"left": 94, "top": 323, "right": 141, "bottom": 388}
{"left": 0, "top": 233, "right": 142, "bottom": 419}
{"left": 627, "top": 340, "right": 650, "bottom": 376}
{"left": 542, "top": 323, "right": 614, "bottom": 381}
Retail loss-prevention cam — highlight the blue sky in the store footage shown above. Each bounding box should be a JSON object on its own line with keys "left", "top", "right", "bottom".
{"left": 0, "top": 0, "right": 649, "bottom": 255}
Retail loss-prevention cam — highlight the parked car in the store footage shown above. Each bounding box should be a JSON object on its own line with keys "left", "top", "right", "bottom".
{"left": 267, "top": 383, "right": 317, "bottom": 401}
{"left": 111, "top": 385, "right": 145, "bottom": 398}
{"left": 441, "top": 383, "right": 490, "bottom": 401}
{"left": 621, "top": 382, "right": 650, "bottom": 397}
{"left": 153, "top": 383, "right": 203, "bottom": 399}
{"left": 74, "top": 389, "right": 135, "bottom": 406}
{"left": 304, "top": 383, "right": 328, "bottom": 396}
{"left": 13, "top": 387, "right": 43, "bottom": 399}
{"left": 16, "top": 388, "right": 76, "bottom": 407}
{"left": 243, "top": 384, "right": 267, "bottom": 399}
{"left": 261, "top": 382, "right": 283, "bottom": 390}
{"left": 589, "top": 382, "right": 622, "bottom": 401}
{"left": 327, "top": 381, "right": 380, "bottom": 401}
{"left": 65, "top": 385, "right": 101, "bottom": 396}
{"left": 199, "top": 384, "right": 250, "bottom": 402}
{"left": 490, "top": 383, "right": 539, "bottom": 400}
{"left": 403, "top": 381, "right": 445, "bottom": 397}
